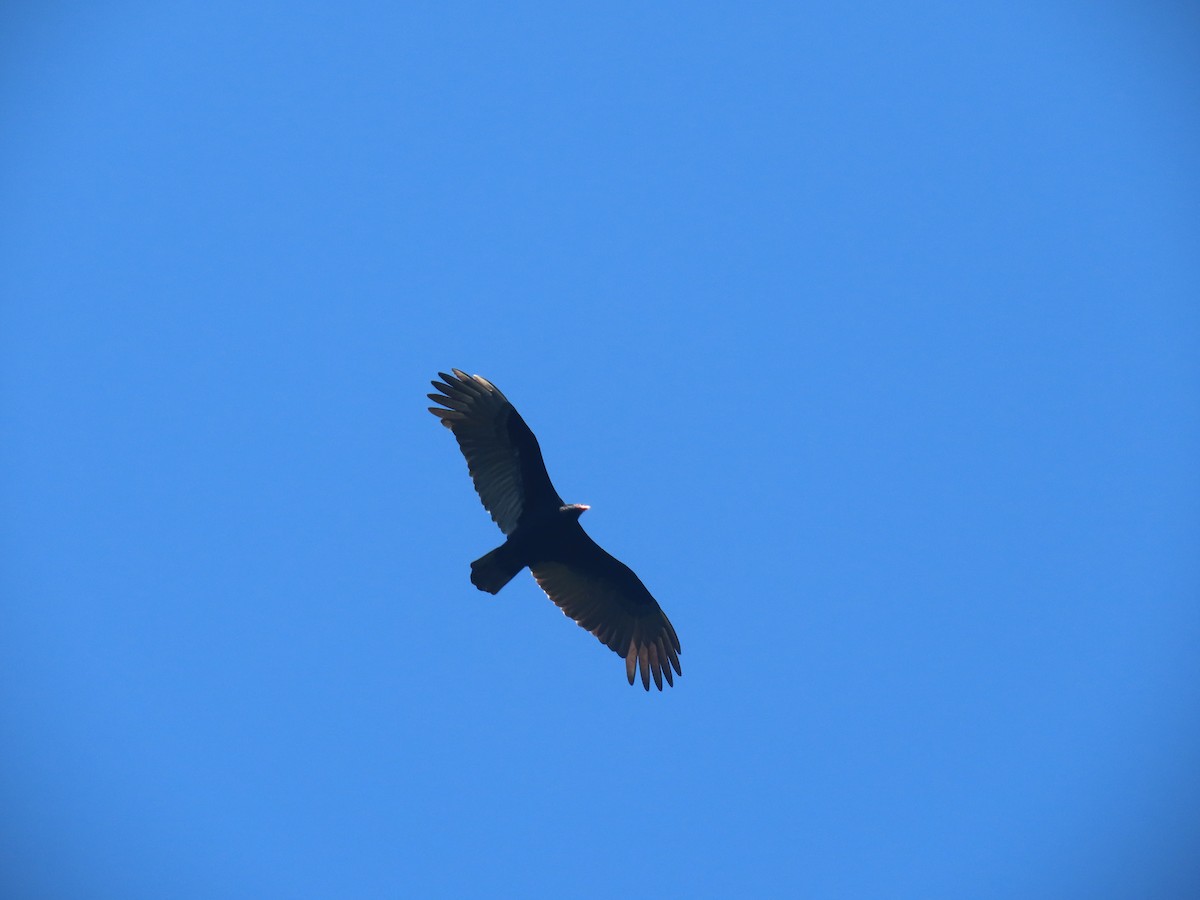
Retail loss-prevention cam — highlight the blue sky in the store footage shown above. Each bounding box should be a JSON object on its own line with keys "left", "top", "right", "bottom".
{"left": 2, "top": 3, "right": 1198, "bottom": 897}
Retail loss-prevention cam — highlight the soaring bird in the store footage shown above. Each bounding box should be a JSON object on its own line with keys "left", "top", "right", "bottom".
{"left": 428, "top": 369, "right": 682, "bottom": 690}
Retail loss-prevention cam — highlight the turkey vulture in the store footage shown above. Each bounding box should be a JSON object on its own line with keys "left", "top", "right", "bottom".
{"left": 428, "top": 369, "right": 682, "bottom": 690}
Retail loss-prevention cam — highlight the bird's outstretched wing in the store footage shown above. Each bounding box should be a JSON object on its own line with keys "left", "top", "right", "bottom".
{"left": 530, "top": 532, "right": 682, "bottom": 691}
{"left": 428, "top": 369, "right": 563, "bottom": 534}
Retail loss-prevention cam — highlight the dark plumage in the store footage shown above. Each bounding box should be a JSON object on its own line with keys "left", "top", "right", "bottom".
{"left": 428, "top": 369, "right": 682, "bottom": 690}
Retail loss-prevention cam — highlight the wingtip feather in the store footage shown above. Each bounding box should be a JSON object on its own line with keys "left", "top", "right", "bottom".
{"left": 649, "top": 643, "right": 663, "bottom": 690}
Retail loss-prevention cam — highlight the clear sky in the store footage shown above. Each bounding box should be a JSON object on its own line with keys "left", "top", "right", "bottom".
{"left": 2, "top": 3, "right": 1198, "bottom": 898}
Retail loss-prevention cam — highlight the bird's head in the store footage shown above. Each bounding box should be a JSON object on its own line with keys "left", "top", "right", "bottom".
{"left": 560, "top": 503, "right": 590, "bottom": 520}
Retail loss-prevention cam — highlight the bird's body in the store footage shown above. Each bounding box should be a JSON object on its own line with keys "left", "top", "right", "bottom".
{"left": 428, "top": 369, "right": 681, "bottom": 690}
{"left": 468, "top": 503, "right": 585, "bottom": 594}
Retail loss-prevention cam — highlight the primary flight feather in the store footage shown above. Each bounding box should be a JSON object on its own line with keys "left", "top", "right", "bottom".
{"left": 428, "top": 369, "right": 682, "bottom": 690}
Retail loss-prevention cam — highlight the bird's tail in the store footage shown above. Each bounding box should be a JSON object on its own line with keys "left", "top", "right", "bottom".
{"left": 470, "top": 542, "right": 523, "bottom": 594}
